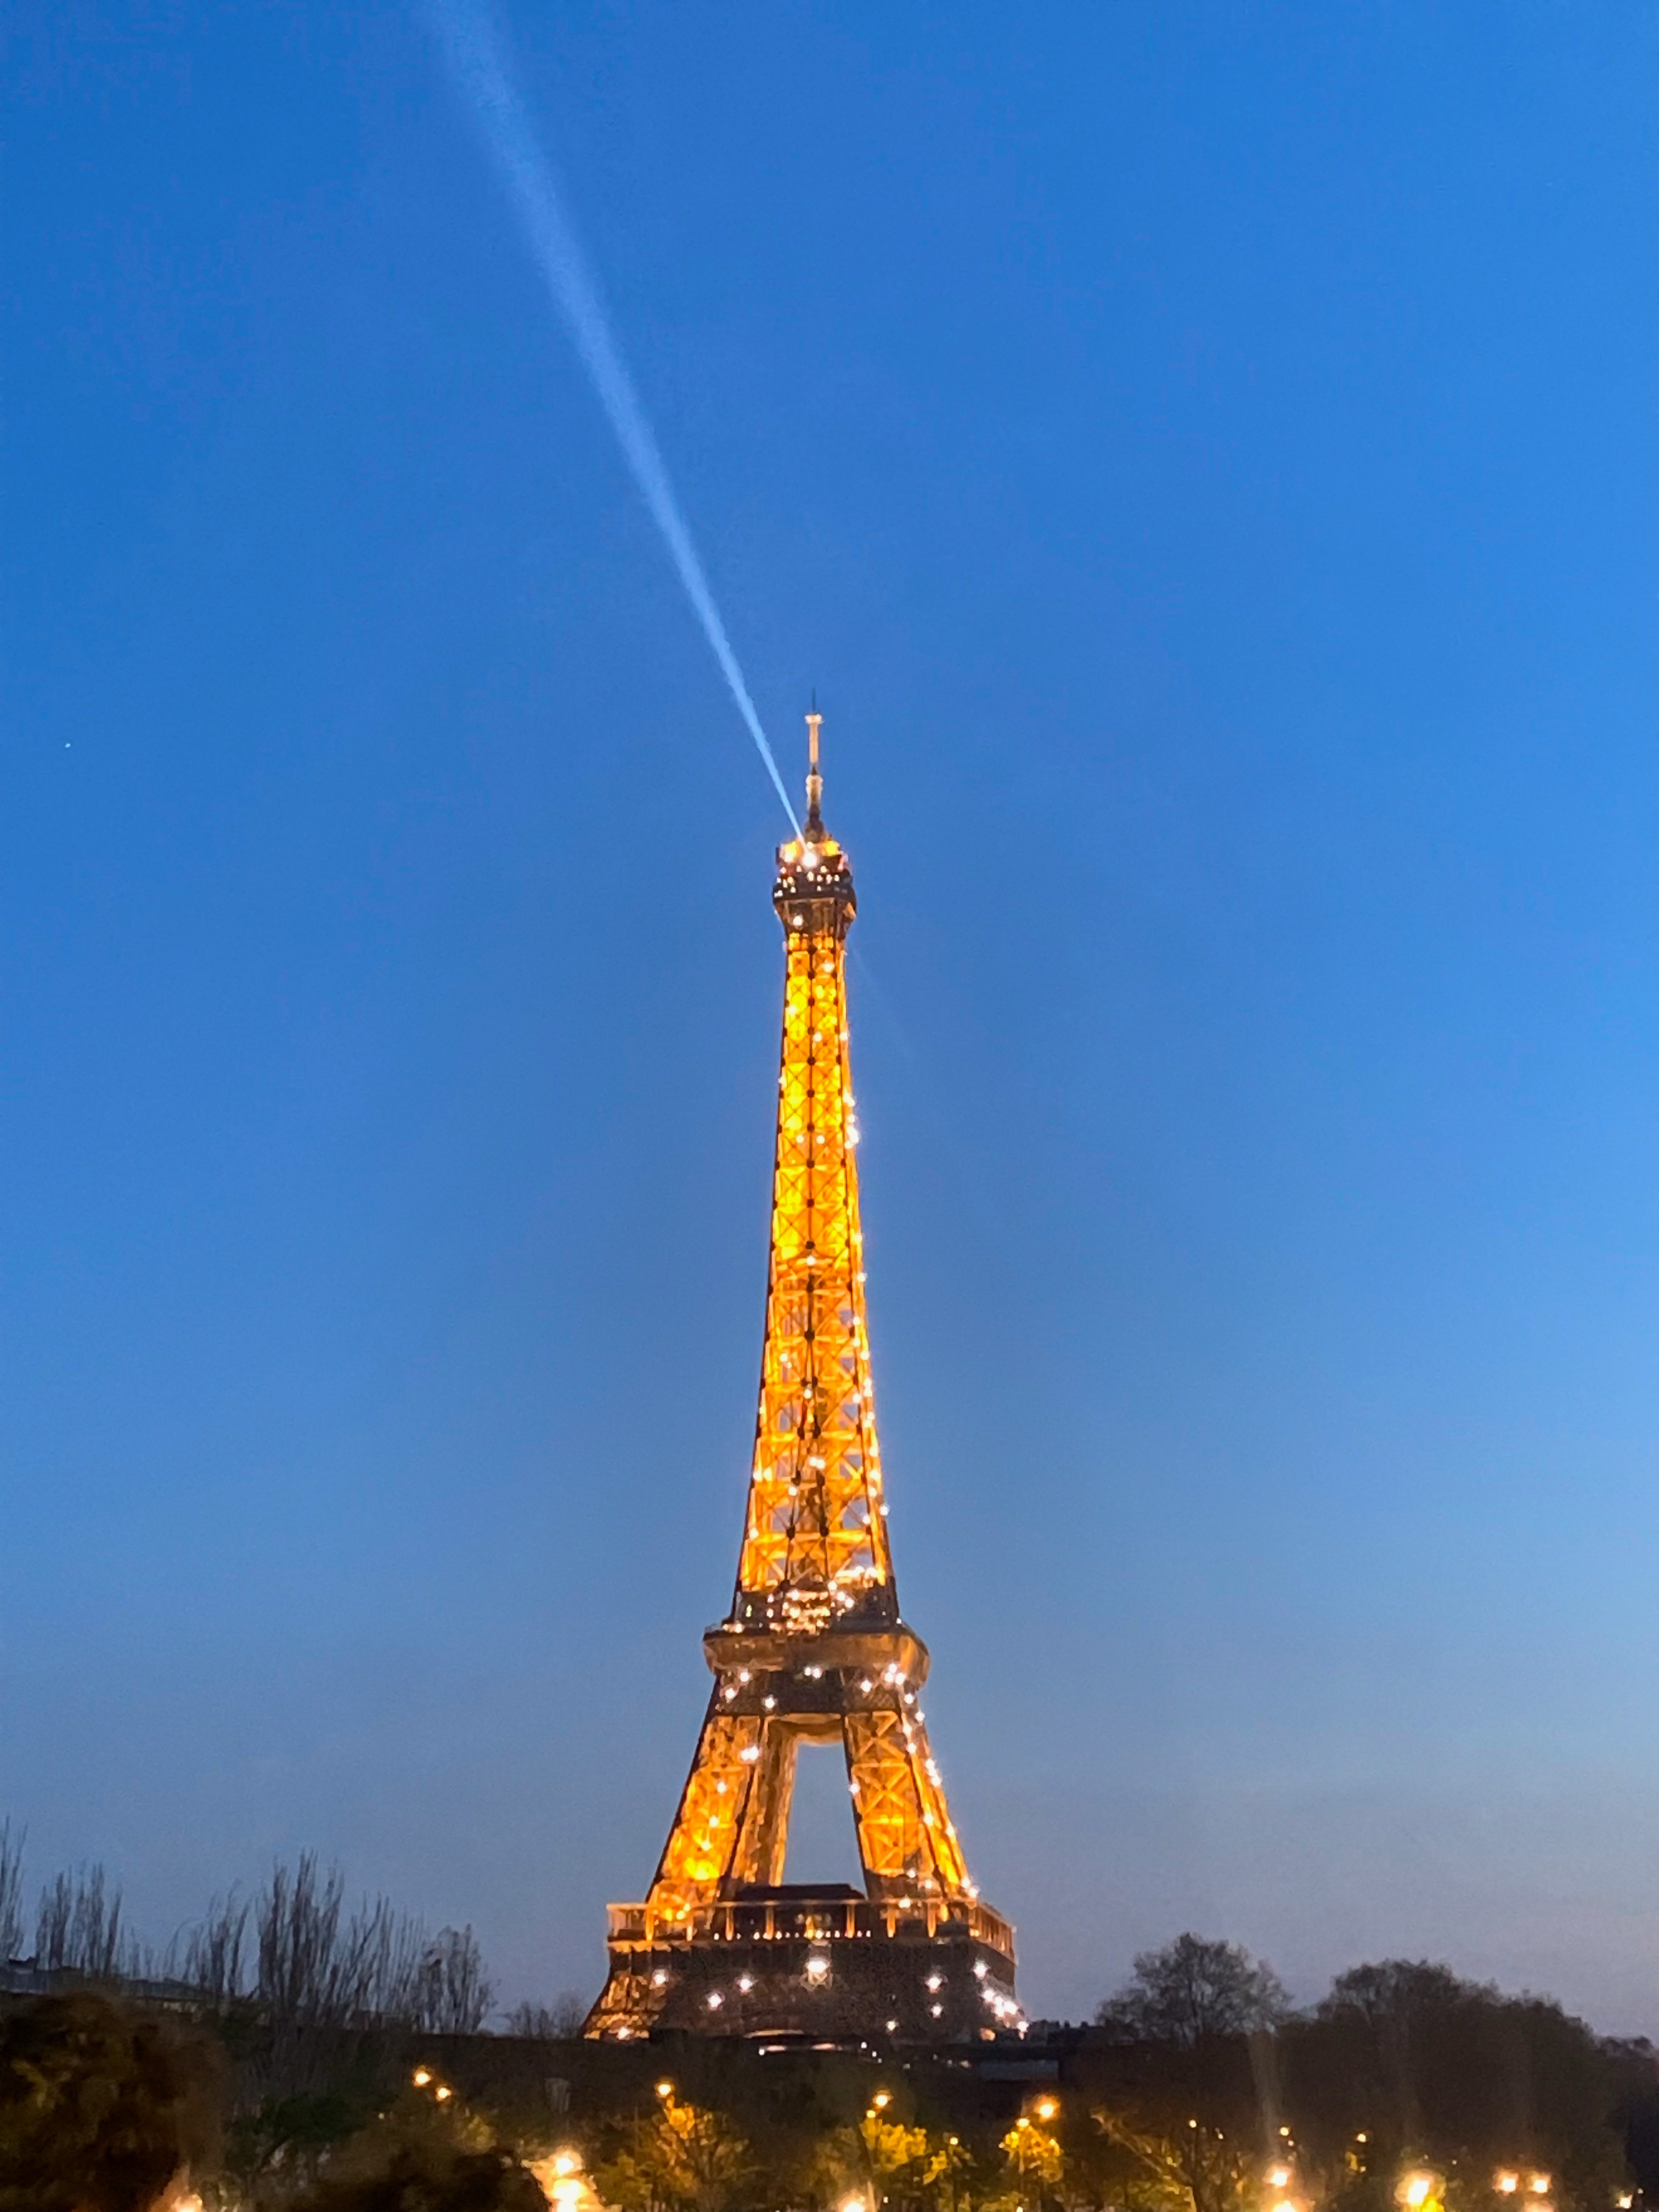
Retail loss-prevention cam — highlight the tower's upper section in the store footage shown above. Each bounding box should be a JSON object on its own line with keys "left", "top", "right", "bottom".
{"left": 730, "top": 716, "right": 894, "bottom": 1638}
{"left": 774, "top": 709, "right": 857, "bottom": 940}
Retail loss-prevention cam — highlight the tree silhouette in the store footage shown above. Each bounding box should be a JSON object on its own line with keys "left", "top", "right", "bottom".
{"left": 1096, "top": 1933, "right": 1291, "bottom": 2045}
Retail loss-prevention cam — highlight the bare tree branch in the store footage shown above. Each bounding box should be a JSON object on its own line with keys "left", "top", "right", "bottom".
{"left": 168, "top": 1891, "right": 250, "bottom": 2003}
{"left": 413, "top": 1926, "right": 496, "bottom": 2034}
{"left": 506, "top": 1992, "right": 588, "bottom": 2039}
{"left": 34, "top": 1864, "right": 139, "bottom": 1981}
{"left": 0, "top": 1824, "right": 24, "bottom": 1961}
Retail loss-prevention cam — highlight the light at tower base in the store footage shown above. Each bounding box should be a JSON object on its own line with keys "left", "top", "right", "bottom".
{"left": 583, "top": 714, "right": 1018, "bottom": 2045}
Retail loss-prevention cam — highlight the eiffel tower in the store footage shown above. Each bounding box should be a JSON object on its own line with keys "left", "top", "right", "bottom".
{"left": 584, "top": 716, "right": 1019, "bottom": 2045}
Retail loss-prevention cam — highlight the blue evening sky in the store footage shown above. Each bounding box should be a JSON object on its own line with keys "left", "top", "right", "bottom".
{"left": 7, "top": 0, "right": 1659, "bottom": 2032}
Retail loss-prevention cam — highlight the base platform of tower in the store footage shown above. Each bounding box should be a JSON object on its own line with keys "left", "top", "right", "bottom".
{"left": 584, "top": 718, "right": 1018, "bottom": 2046}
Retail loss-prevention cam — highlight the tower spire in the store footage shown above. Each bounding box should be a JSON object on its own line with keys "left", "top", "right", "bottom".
{"left": 805, "top": 706, "right": 824, "bottom": 834}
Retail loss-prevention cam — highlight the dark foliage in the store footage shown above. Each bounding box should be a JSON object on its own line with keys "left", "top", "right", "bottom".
{"left": 1069, "top": 2030, "right": 1273, "bottom": 2212}
{"left": 1283, "top": 1959, "right": 1628, "bottom": 2210}
{"left": 225, "top": 2081, "right": 391, "bottom": 2197}
{"left": 0, "top": 1990, "right": 222, "bottom": 2212}
{"left": 291, "top": 2137, "right": 549, "bottom": 2212}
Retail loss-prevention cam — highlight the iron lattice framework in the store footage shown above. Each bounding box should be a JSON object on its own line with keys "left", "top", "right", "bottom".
{"left": 585, "top": 718, "right": 1017, "bottom": 2045}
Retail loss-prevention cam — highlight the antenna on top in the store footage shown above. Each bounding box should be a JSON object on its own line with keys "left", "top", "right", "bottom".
{"left": 805, "top": 703, "right": 824, "bottom": 833}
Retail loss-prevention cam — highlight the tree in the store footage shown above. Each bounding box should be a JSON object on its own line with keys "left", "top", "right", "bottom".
{"left": 286, "top": 2093, "right": 546, "bottom": 2212}
{"left": 294, "top": 2142, "right": 546, "bottom": 2212}
{"left": 0, "top": 1825, "right": 22, "bottom": 1961}
{"left": 0, "top": 1990, "right": 222, "bottom": 2212}
{"left": 1084, "top": 2106, "right": 1258, "bottom": 2212}
{"left": 859, "top": 2111, "right": 976, "bottom": 2212}
{"left": 1002, "top": 2110, "right": 1066, "bottom": 2194}
{"left": 1286, "top": 1959, "right": 1631, "bottom": 2212}
{"left": 1096, "top": 1934, "right": 1290, "bottom": 2046}
{"left": 1079, "top": 1950, "right": 1285, "bottom": 2212}
{"left": 171, "top": 1889, "right": 250, "bottom": 2005}
{"left": 1319, "top": 1959, "right": 1473, "bottom": 2032}
{"left": 255, "top": 1854, "right": 430, "bottom": 2029}
{"left": 593, "top": 2087, "right": 756, "bottom": 2212}
{"left": 34, "top": 1864, "right": 141, "bottom": 1982}
{"left": 413, "top": 1926, "right": 496, "bottom": 2035}
{"left": 1048, "top": 2100, "right": 1194, "bottom": 2212}
{"left": 505, "top": 1993, "right": 588, "bottom": 2038}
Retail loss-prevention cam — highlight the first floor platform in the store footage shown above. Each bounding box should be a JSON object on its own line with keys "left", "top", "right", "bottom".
{"left": 584, "top": 1883, "right": 1019, "bottom": 2044}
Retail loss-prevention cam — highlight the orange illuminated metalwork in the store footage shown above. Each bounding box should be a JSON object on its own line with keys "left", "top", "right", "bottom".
{"left": 585, "top": 716, "right": 1017, "bottom": 2044}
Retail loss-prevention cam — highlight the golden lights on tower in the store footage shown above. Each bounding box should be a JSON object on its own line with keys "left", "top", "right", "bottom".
{"left": 584, "top": 714, "right": 1017, "bottom": 2042}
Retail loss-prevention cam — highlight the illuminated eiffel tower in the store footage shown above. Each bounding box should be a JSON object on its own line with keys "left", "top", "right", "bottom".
{"left": 585, "top": 716, "right": 1019, "bottom": 2045}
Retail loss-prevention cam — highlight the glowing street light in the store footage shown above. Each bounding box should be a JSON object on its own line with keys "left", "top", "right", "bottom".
{"left": 529, "top": 2149, "right": 593, "bottom": 2212}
